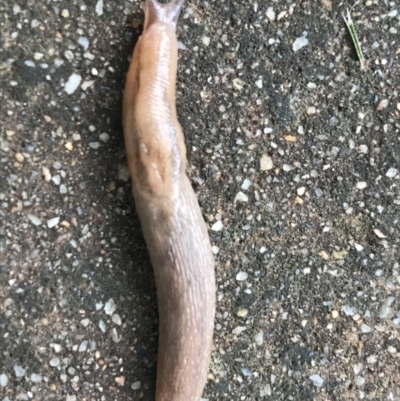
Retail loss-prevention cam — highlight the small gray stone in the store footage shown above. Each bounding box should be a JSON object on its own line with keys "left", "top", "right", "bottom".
{"left": 30, "top": 373, "right": 42, "bottom": 383}
{"left": 310, "top": 374, "right": 324, "bottom": 387}
{"left": 0, "top": 373, "right": 8, "bottom": 387}
{"left": 49, "top": 357, "right": 60, "bottom": 367}
{"left": 14, "top": 365, "right": 26, "bottom": 377}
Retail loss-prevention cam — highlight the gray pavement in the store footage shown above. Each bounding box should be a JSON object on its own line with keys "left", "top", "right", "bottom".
{"left": 1, "top": 0, "right": 399, "bottom": 400}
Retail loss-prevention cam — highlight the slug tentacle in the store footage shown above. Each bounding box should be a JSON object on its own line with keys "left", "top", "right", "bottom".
{"left": 144, "top": 0, "right": 185, "bottom": 30}
{"left": 123, "top": 1, "right": 216, "bottom": 400}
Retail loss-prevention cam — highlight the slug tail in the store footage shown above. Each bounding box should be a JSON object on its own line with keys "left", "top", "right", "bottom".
{"left": 144, "top": 0, "right": 185, "bottom": 30}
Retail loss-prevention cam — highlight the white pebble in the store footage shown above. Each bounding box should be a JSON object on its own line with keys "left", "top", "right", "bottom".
{"left": 0, "top": 373, "right": 8, "bottom": 387}
{"left": 378, "top": 296, "right": 396, "bottom": 319}
{"left": 355, "top": 377, "right": 365, "bottom": 387}
{"left": 202, "top": 36, "right": 210, "bottom": 46}
{"left": 385, "top": 167, "right": 398, "bottom": 178}
{"left": 78, "top": 341, "right": 88, "bottom": 352}
{"left": 241, "top": 179, "right": 251, "bottom": 190}
{"left": 232, "top": 326, "right": 246, "bottom": 335}
{"left": 52, "top": 175, "right": 61, "bottom": 185}
{"left": 354, "top": 243, "right": 364, "bottom": 252}
{"left": 266, "top": 7, "right": 275, "bottom": 21}
{"left": 89, "top": 142, "right": 101, "bottom": 149}
{"left": 353, "top": 363, "right": 363, "bottom": 375}
{"left": 64, "top": 73, "right": 82, "bottom": 94}
{"left": 292, "top": 33, "right": 309, "bottom": 52}
{"left": 112, "top": 314, "right": 122, "bottom": 325}
{"left": 60, "top": 185, "right": 68, "bottom": 194}
{"left": 342, "top": 305, "right": 357, "bottom": 316}
{"left": 49, "top": 358, "right": 60, "bottom": 367}
{"left": 297, "top": 187, "right": 306, "bottom": 196}
{"left": 254, "top": 330, "right": 264, "bottom": 346}
{"left": 356, "top": 181, "right": 367, "bottom": 190}
{"left": 99, "top": 320, "right": 106, "bottom": 332}
{"left": 235, "top": 191, "right": 249, "bottom": 203}
{"left": 95, "top": 0, "right": 104, "bottom": 16}
{"left": 99, "top": 133, "right": 110, "bottom": 142}
{"left": 309, "top": 374, "right": 324, "bottom": 387}
{"left": 14, "top": 365, "right": 26, "bottom": 377}
{"left": 28, "top": 214, "right": 42, "bottom": 226}
{"left": 260, "top": 155, "right": 273, "bottom": 171}
{"left": 31, "top": 19, "right": 40, "bottom": 28}
{"left": 47, "top": 217, "right": 60, "bottom": 228}
{"left": 104, "top": 298, "right": 116, "bottom": 315}
{"left": 81, "top": 80, "right": 95, "bottom": 91}
{"left": 236, "top": 271, "right": 248, "bottom": 281}
{"left": 211, "top": 220, "right": 223, "bottom": 232}
{"left": 361, "top": 324, "right": 371, "bottom": 333}
{"left": 131, "top": 381, "right": 141, "bottom": 390}
{"left": 30, "top": 373, "right": 42, "bottom": 383}
{"left": 255, "top": 79, "right": 263, "bottom": 89}
{"left": 25, "top": 60, "right": 35, "bottom": 67}
{"left": 77, "top": 37, "right": 89, "bottom": 50}
{"left": 211, "top": 246, "right": 220, "bottom": 255}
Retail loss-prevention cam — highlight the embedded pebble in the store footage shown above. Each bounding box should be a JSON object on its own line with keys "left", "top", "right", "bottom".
{"left": 79, "top": 341, "right": 88, "bottom": 352}
{"left": 28, "top": 214, "right": 42, "bottom": 226}
{"left": 202, "top": 36, "right": 210, "bottom": 46}
{"left": 131, "top": 381, "right": 141, "bottom": 390}
{"left": 241, "top": 179, "right": 251, "bottom": 190}
{"left": 95, "top": 0, "right": 104, "bottom": 16}
{"left": 254, "top": 330, "right": 264, "bottom": 346}
{"left": 60, "top": 184, "right": 68, "bottom": 194}
{"left": 211, "top": 220, "right": 223, "bottom": 232}
{"left": 42, "top": 166, "right": 51, "bottom": 182}
{"left": 77, "top": 37, "right": 90, "bottom": 50}
{"left": 99, "top": 320, "right": 106, "bottom": 332}
{"left": 293, "top": 33, "right": 309, "bottom": 52}
{"left": 355, "top": 377, "right": 365, "bottom": 387}
{"left": 99, "top": 133, "right": 110, "bottom": 142}
{"left": 385, "top": 168, "right": 398, "bottom": 178}
{"left": 89, "top": 142, "right": 101, "bottom": 149}
{"left": 65, "top": 73, "right": 82, "bottom": 95}
{"left": 378, "top": 296, "right": 396, "bottom": 319}
{"left": 52, "top": 175, "right": 61, "bottom": 185}
{"left": 310, "top": 374, "right": 324, "bottom": 387}
{"left": 232, "top": 326, "right": 246, "bottom": 335}
{"left": 0, "top": 373, "right": 8, "bottom": 386}
{"left": 266, "top": 7, "right": 276, "bottom": 21}
{"left": 361, "top": 324, "right": 371, "bottom": 333}
{"left": 61, "top": 9, "right": 70, "bottom": 18}
{"left": 30, "top": 373, "right": 42, "bottom": 383}
{"left": 14, "top": 365, "right": 26, "bottom": 377}
{"left": 354, "top": 243, "right": 364, "bottom": 252}
{"left": 235, "top": 191, "right": 249, "bottom": 203}
{"left": 104, "top": 298, "right": 116, "bottom": 315}
{"left": 49, "top": 357, "right": 60, "bottom": 367}
{"left": 112, "top": 314, "right": 122, "bottom": 325}
{"left": 342, "top": 305, "right": 356, "bottom": 316}
{"left": 236, "top": 271, "right": 248, "bottom": 281}
{"left": 356, "top": 182, "right": 367, "bottom": 190}
{"left": 47, "top": 217, "right": 60, "bottom": 228}
{"left": 260, "top": 155, "right": 273, "bottom": 171}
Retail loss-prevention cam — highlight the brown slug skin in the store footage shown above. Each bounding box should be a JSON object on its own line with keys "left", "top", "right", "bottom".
{"left": 122, "top": 1, "right": 216, "bottom": 400}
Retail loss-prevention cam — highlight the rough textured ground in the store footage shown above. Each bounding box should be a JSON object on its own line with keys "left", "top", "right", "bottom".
{"left": 1, "top": 0, "right": 400, "bottom": 400}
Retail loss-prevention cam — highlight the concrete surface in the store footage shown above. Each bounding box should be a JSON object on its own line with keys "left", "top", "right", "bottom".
{"left": 1, "top": 0, "right": 400, "bottom": 400}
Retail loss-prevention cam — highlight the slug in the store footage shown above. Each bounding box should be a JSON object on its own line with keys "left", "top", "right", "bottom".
{"left": 122, "top": 1, "right": 216, "bottom": 400}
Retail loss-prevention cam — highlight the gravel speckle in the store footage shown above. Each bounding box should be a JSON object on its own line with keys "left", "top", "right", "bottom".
{"left": 47, "top": 217, "right": 60, "bottom": 228}
{"left": 14, "top": 365, "right": 26, "bottom": 377}
{"left": 64, "top": 73, "right": 82, "bottom": 95}
{"left": 49, "top": 358, "right": 60, "bottom": 367}
{"left": 0, "top": 374, "right": 8, "bottom": 387}
{"left": 236, "top": 271, "right": 248, "bottom": 281}
{"left": 27, "top": 214, "right": 42, "bottom": 226}
{"left": 104, "top": 298, "right": 117, "bottom": 315}
{"left": 309, "top": 374, "right": 324, "bottom": 387}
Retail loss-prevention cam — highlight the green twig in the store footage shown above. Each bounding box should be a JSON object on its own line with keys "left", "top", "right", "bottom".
{"left": 343, "top": 8, "right": 365, "bottom": 70}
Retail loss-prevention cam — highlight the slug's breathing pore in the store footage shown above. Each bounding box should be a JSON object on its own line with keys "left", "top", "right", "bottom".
{"left": 122, "top": 1, "right": 216, "bottom": 401}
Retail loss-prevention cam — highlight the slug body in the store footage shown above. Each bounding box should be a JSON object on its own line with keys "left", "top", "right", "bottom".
{"left": 122, "top": 1, "right": 216, "bottom": 400}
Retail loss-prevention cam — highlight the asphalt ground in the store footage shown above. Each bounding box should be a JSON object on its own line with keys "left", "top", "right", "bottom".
{"left": 1, "top": 0, "right": 399, "bottom": 400}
